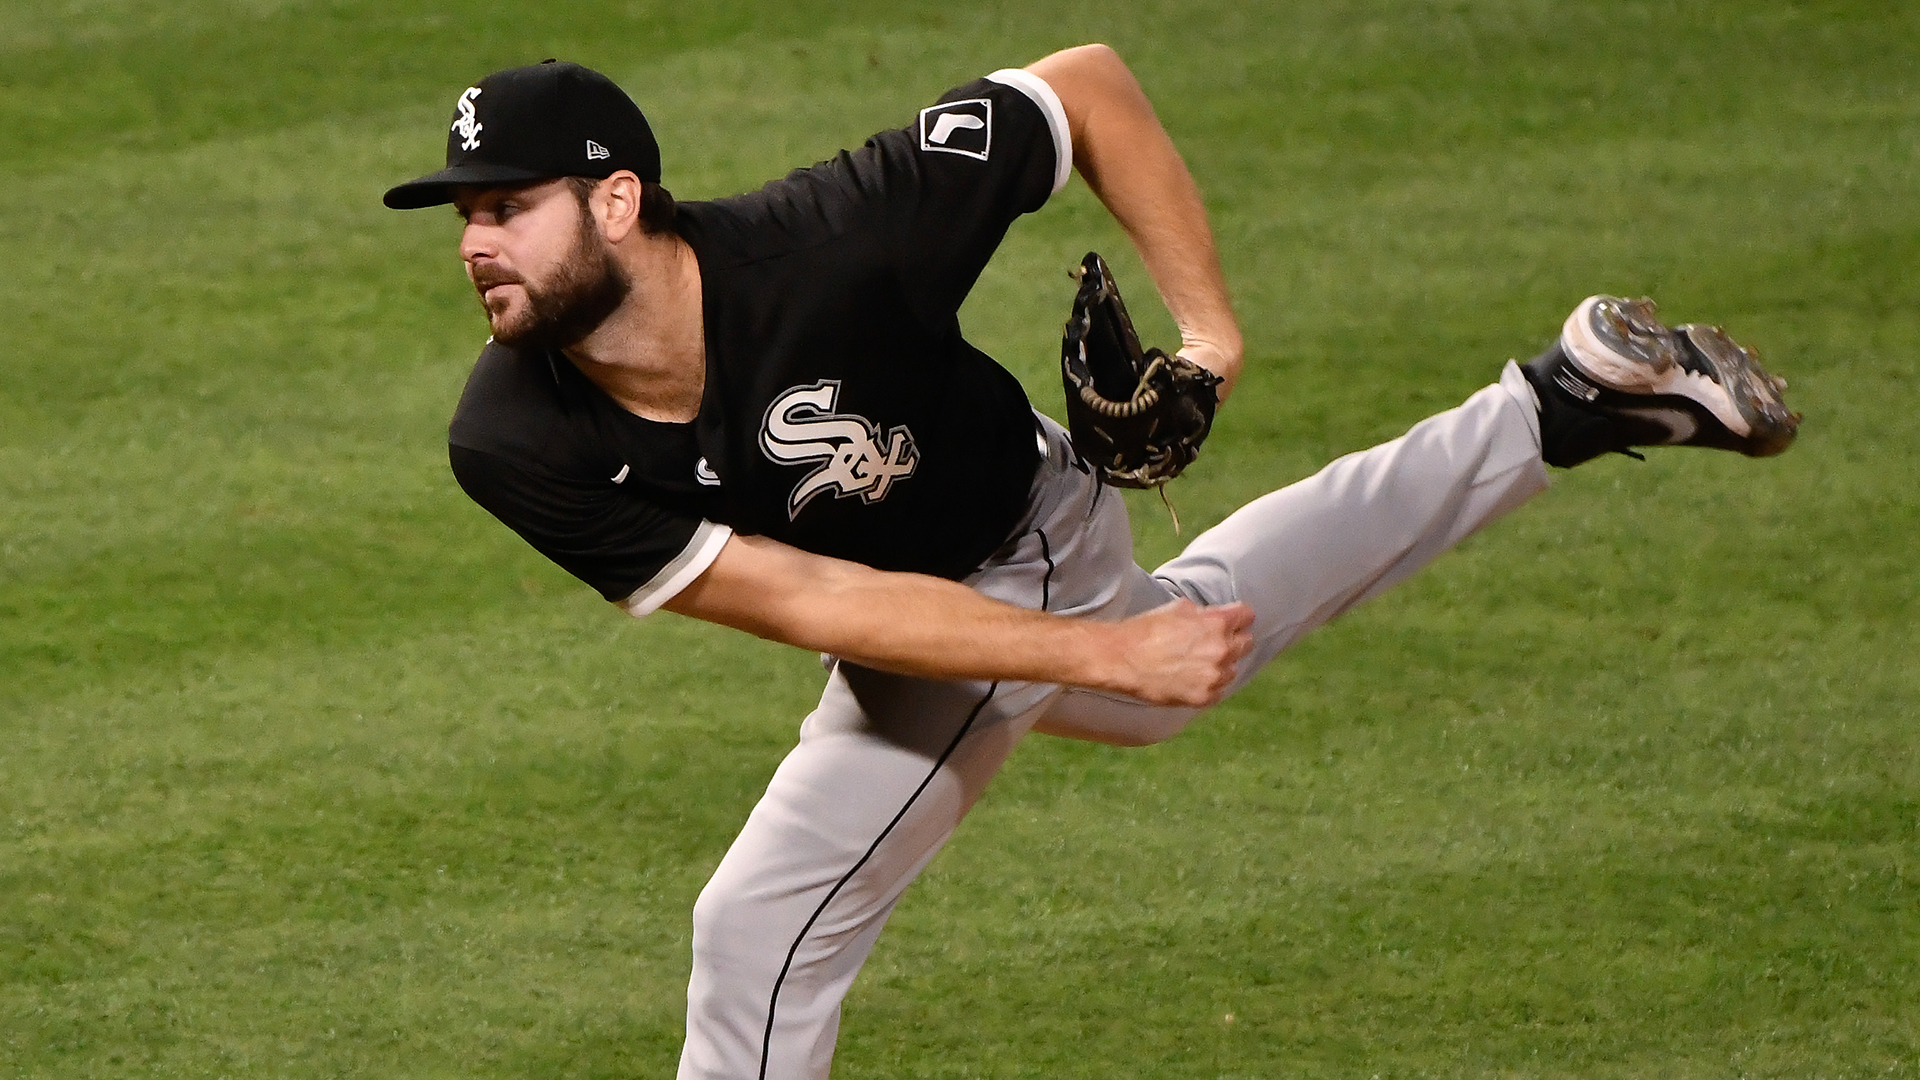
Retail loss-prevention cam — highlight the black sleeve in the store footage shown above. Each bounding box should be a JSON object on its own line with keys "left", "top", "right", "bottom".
{"left": 449, "top": 444, "right": 723, "bottom": 609}
{"left": 876, "top": 73, "right": 1069, "bottom": 321}
{"left": 695, "top": 72, "right": 1066, "bottom": 328}
{"left": 759, "top": 73, "right": 1065, "bottom": 327}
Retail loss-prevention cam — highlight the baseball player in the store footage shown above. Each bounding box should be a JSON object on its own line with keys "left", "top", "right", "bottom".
{"left": 384, "top": 47, "right": 1797, "bottom": 1079}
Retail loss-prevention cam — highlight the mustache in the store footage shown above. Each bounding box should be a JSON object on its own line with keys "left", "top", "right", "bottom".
{"left": 470, "top": 263, "right": 523, "bottom": 291}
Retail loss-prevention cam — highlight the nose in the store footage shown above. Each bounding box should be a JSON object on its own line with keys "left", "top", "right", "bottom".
{"left": 459, "top": 221, "right": 499, "bottom": 265}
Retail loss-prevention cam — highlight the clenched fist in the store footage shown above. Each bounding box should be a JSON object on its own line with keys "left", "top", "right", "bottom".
{"left": 1096, "top": 599, "right": 1255, "bottom": 707}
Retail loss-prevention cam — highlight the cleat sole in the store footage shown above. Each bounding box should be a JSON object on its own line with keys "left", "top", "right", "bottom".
{"left": 1677, "top": 324, "right": 1800, "bottom": 456}
{"left": 1560, "top": 295, "right": 1800, "bottom": 456}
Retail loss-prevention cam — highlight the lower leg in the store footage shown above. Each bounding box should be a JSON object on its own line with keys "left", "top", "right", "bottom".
{"left": 1154, "top": 364, "right": 1548, "bottom": 689}
{"left": 679, "top": 668, "right": 1044, "bottom": 1080}
{"left": 1037, "top": 367, "right": 1547, "bottom": 747}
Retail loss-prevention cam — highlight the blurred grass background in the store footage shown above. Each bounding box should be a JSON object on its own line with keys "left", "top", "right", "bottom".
{"left": 2, "top": 1, "right": 1915, "bottom": 1077}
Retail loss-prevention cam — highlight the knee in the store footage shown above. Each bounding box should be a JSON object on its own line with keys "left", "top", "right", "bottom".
{"left": 683, "top": 881, "right": 784, "bottom": 1078}
{"left": 690, "top": 874, "right": 775, "bottom": 971}
{"left": 1104, "top": 708, "right": 1199, "bottom": 747}
{"left": 1034, "top": 700, "right": 1200, "bottom": 747}
{"left": 1148, "top": 563, "right": 1237, "bottom": 609}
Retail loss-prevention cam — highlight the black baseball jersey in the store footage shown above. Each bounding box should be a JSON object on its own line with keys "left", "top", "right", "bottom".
{"left": 449, "top": 70, "right": 1074, "bottom": 614}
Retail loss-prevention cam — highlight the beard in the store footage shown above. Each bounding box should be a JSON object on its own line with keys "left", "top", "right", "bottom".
{"left": 474, "top": 207, "right": 631, "bottom": 350}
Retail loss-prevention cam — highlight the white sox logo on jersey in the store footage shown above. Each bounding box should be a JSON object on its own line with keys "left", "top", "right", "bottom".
{"left": 452, "top": 87, "right": 484, "bottom": 151}
{"left": 759, "top": 381, "right": 918, "bottom": 519}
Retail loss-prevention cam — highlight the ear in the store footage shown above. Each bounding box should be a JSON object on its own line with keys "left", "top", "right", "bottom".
{"left": 593, "top": 171, "right": 645, "bottom": 244}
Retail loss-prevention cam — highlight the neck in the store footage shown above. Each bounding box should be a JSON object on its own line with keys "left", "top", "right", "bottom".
{"left": 563, "top": 229, "right": 706, "bottom": 423}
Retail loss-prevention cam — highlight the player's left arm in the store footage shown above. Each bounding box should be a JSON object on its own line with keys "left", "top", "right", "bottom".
{"left": 1026, "top": 44, "right": 1244, "bottom": 402}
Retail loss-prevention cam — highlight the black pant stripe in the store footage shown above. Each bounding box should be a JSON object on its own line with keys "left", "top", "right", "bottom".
{"left": 756, "top": 682, "right": 1001, "bottom": 1080}
{"left": 755, "top": 528, "right": 1056, "bottom": 1079}
{"left": 1037, "top": 527, "right": 1055, "bottom": 611}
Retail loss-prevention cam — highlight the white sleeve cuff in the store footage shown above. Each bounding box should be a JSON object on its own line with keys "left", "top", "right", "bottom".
{"left": 617, "top": 521, "right": 733, "bottom": 618}
{"left": 986, "top": 68, "right": 1072, "bottom": 196}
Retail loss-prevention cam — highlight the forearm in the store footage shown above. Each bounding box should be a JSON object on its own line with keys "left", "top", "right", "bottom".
{"left": 1031, "top": 45, "right": 1244, "bottom": 398}
{"left": 760, "top": 570, "right": 1122, "bottom": 688}
{"left": 667, "top": 536, "right": 1121, "bottom": 687}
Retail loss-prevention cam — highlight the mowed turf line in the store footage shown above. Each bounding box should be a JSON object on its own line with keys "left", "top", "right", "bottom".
{"left": 2, "top": 1, "right": 1915, "bottom": 1077}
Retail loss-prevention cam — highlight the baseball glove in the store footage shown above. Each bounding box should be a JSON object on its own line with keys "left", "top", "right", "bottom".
{"left": 1060, "top": 251, "right": 1222, "bottom": 489}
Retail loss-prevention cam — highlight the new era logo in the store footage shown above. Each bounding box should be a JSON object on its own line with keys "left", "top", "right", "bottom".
{"left": 919, "top": 99, "right": 992, "bottom": 161}
{"left": 585, "top": 139, "right": 610, "bottom": 161}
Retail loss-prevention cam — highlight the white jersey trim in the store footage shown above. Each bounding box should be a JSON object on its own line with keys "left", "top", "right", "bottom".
{"left": 986, "top": 68, "right": 1072, "bottom": 196}
{"left": 617, "top": 520, "right": 734, "bottom": 618}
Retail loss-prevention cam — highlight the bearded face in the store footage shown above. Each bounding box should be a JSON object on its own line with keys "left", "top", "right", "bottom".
{"left": 470, "top": 192, "right": 631, "bottom": 350}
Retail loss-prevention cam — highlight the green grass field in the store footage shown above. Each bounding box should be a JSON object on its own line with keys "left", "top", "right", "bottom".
{"left": 4, "top": 2, "right": 1917, "bottom": 1076}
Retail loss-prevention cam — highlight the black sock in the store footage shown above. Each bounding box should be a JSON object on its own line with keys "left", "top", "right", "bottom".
{"left": 1520, "top": 345, "right": 1665, "bottom": 467}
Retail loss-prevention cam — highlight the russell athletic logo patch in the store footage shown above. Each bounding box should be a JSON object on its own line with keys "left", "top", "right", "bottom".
{"left": 759, "top": 381, "right": 918, "bottom": 519}
{"left": 451, "top": 87, "right": 484, "bottom": 151}
{"left": 918, "top": 99, "right": 992, "bottom": 160}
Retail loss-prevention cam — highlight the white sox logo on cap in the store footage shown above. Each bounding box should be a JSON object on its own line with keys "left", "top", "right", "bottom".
{"left": 759, "top": 381, "right": 918, "bottom": 519}
{"left": 451, "top": 87, "right": 483, "bottom": 151}
{"left": 385, "top": 61, "right": 663, "bottom": 210}
{"left": 918, "top": 99, "right": 992, "bottom": 161}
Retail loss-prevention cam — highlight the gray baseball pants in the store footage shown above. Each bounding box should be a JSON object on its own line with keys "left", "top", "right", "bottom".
{"left": 676, "top": 364, "right": 1550, "bottom": 1080}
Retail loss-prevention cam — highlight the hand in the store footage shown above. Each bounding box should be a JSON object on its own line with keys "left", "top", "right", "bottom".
{"left": 1102, "top": 599, "right": 1255, "bottom": 707}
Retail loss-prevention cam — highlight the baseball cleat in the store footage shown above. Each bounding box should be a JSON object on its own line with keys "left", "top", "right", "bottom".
{"left": 1522, "top": 295, "right": 1800, "bottom": 467}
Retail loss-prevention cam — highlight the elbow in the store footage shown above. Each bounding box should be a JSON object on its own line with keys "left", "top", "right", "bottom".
{"left": 1029, "top": 44, "right": 1150, "bottom": 150}
{"left": 1031, "top": 42, "right": 1135, "bottom": 85}
{"left": 1059, "top": 42, "right": 1125, "bottom": 69}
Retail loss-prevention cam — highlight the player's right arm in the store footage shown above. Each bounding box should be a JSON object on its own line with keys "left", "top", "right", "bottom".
{"left": 662, "top": 533, "right": 1252, "bottom": 708}
{"left": 454, "top": 437, "right": 1248, "bottom": 705}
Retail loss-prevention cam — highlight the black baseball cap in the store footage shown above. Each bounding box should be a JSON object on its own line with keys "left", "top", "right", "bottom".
{"left": 383, "top": 60, "right": 661, "bottom": 210}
